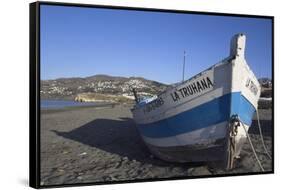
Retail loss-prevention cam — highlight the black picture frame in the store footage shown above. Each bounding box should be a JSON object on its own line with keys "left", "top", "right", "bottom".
{"left": 30, "top": 1, "right": 274, "bottom": 188}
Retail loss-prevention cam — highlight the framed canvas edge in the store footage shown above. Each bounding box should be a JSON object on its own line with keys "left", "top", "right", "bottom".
{"left": 30, "top": 2, "right": 41, "bottom": 189}
{"left": 29, "top": 1, "right": 275, "bottom": 189}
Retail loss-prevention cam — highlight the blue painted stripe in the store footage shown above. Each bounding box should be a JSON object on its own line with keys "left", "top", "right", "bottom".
{"left": 137, "top": 92, "right": 256, "bottom": 138}
{"left": 230, "top": 92, "right": 256, "bottom": 127}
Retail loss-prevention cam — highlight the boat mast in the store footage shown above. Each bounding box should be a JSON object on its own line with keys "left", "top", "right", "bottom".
{"left": 182, "top": 50, "right": 186, "bottom": 82}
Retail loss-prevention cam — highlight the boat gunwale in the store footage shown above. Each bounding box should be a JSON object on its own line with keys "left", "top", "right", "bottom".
{"left": 132, "top": 56, "right": 235, "bottom": 112}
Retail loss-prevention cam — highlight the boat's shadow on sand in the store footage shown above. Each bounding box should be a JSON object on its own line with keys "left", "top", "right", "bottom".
{"left": 52, "top": 117, "right": 204, "bottom": 167}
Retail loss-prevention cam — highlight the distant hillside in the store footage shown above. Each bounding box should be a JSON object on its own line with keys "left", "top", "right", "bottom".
{"left": 40, "top": 75, "right": 168, "bottom": 101}
{"left": 258, "top": 78, "right": 272, "bottom": 89}
{"left": 41, "top": 75, "right": 272, "bottom": 104}
{"left": 258, "top": 78, "right": 272, "bottom": 109}
{"left": 258, "top": 78, "right": 272, "bottom": 98}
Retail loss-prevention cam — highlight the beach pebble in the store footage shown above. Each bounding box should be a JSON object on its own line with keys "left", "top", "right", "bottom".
{"left": 187, "top": 168, "right": 194, "bottom": 173}
{"left": 108, "top": 175, "right": 118, "bottom": 180}
{"left": 188, "top": 166, "right": 211, "bottom": 176}
{"left": 58, "top": 169, "right": 65, "bottom": 173}
{"left": 121, "top": 157, "right": 129, "bottom": 163}
{"left": 77, "top": 176, "right": 83, "bottom": 180}
{"left": 78, "top": 152, "right": 87, "bottom": 156}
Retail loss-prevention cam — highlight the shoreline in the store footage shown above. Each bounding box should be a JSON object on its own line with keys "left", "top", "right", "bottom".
{"left": 41, "top": 99, "right": 135, "bottom": 114}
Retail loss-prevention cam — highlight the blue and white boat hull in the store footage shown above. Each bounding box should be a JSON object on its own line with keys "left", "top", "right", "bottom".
{"left": 131, "top": 34, "right": 261, "bottom": 164}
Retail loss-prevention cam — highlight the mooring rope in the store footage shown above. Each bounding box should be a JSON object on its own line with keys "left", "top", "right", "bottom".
{"left": 239, "top": 117, "right": 265, "bottom": 172}
{"left": 256, "top": 109, "right": 272, "bottom": 159}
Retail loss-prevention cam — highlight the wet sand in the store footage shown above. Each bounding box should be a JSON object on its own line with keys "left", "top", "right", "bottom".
{"left": 40, "top": 105, "right": 273, "bottom": 186}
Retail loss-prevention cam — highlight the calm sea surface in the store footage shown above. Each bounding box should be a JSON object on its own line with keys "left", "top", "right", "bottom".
{"left": 41, "top": 100, "right": 106, "bottom": 109}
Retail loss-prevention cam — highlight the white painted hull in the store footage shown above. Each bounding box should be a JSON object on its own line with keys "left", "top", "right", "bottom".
{"left": 131, "top": 34, "right": 261, "bottom": 163}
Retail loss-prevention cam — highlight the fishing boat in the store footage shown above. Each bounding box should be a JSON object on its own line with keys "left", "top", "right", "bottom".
{"left": 131, "top": 34, "right": 261, "bottom": 168}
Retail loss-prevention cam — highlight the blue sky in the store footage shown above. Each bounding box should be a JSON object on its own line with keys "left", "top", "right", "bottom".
{"left": 40, "top": 5, "right": 272, "bottom": 84}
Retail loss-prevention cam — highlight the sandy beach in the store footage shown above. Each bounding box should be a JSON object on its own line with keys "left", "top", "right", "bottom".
{"left": 40, "top": 104, "right": 273, "bottom": 186}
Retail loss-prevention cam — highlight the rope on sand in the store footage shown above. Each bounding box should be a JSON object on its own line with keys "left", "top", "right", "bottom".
{"left": 238, "top": 117, "right": 265, "bottom": 172}
{"left": 256, "top": 109, "right": 272, "bottom": 160}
